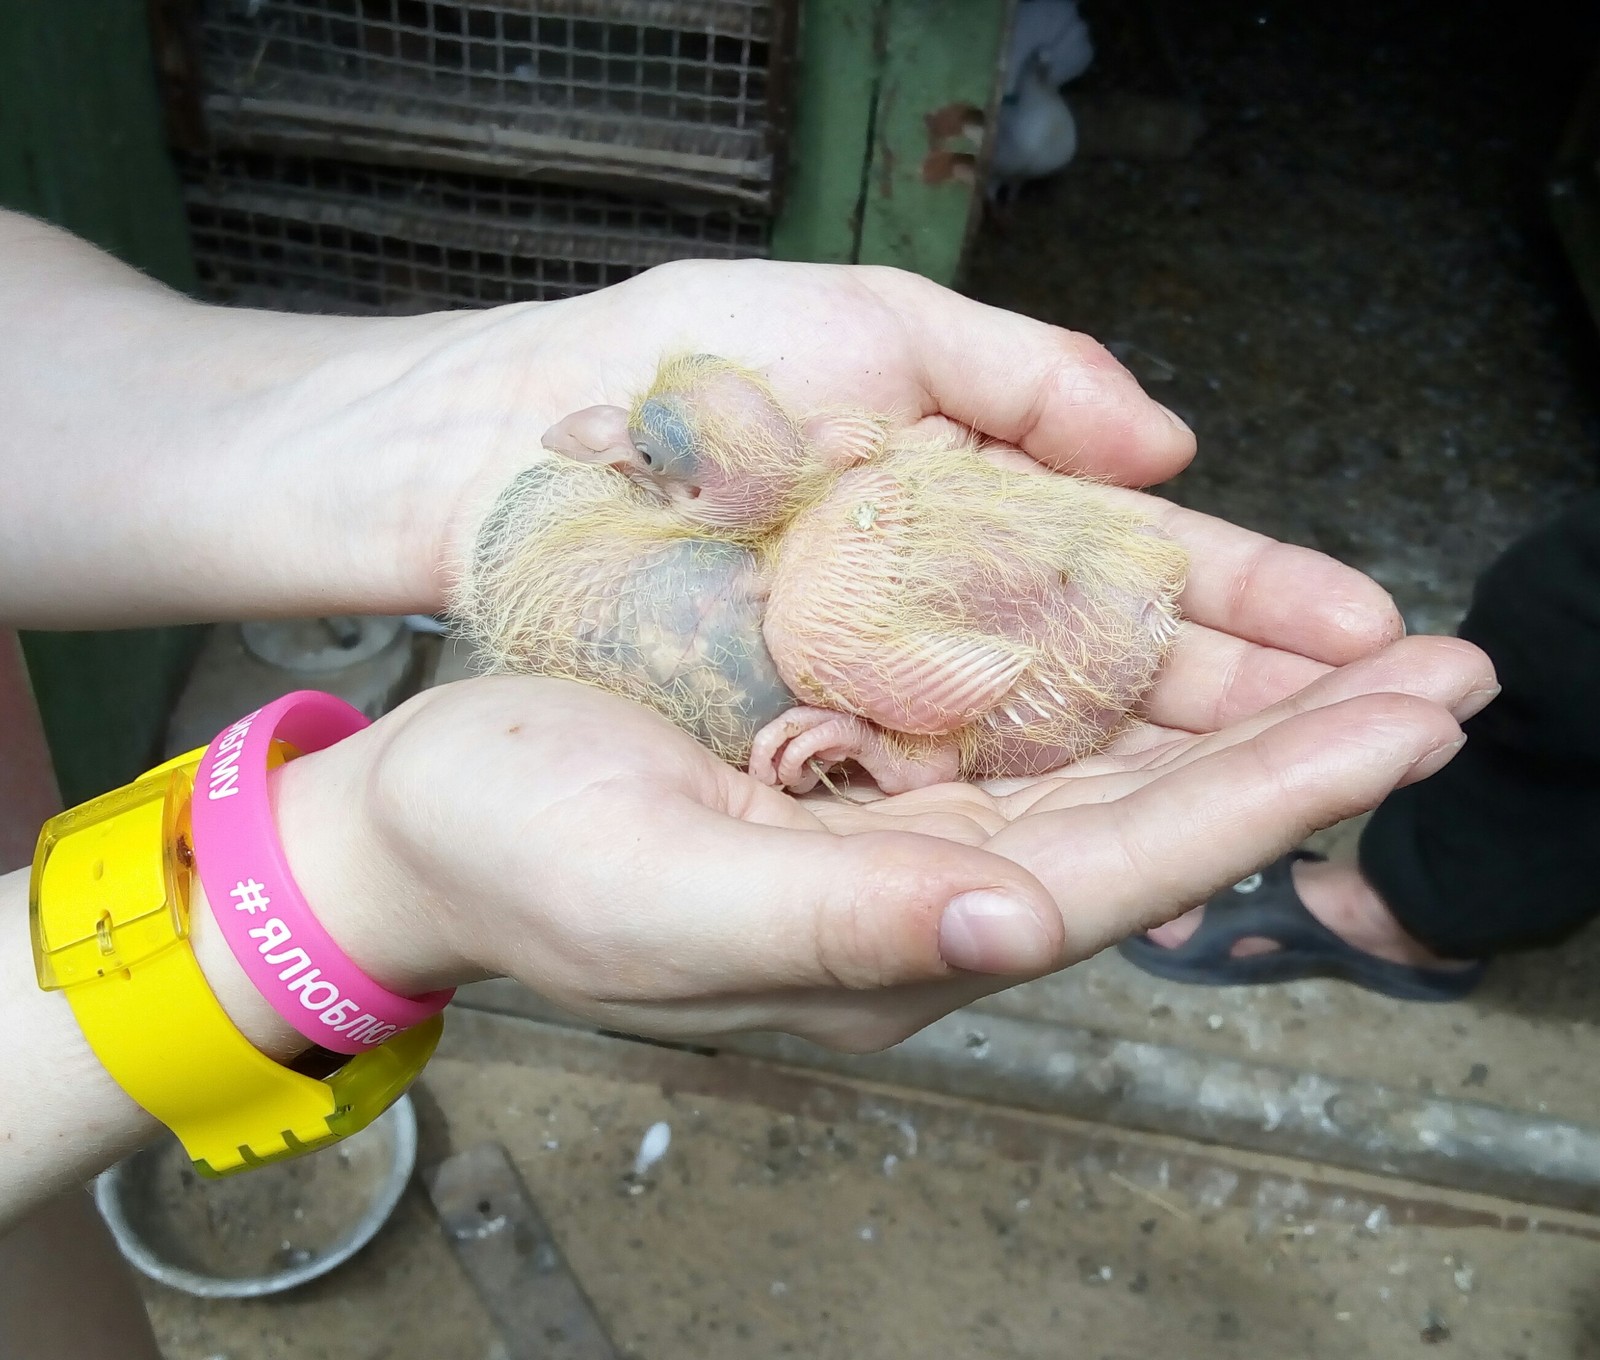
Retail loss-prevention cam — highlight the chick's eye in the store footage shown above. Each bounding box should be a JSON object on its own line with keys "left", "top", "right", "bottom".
{"left": 634, "top": 442, "right": 655, "bottom": 468}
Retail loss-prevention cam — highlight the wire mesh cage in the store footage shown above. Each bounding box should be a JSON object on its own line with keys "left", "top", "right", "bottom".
{"left": 158, "top": 0, "right": 794, "bottom": 207}
{"left": 183, "top": 151, "right": 770, "bottom": 313}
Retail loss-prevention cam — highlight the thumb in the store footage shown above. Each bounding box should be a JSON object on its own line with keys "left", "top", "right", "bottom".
{"left": 626, "top": 798, "right": 1064, "bottom": 991}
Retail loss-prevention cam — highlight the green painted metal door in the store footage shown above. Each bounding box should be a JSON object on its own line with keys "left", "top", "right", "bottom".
{"left": 772, "top": 0, "right": 1014, "bottom": 287}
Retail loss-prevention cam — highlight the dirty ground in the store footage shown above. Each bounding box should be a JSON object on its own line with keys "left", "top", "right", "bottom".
{"left": 136, "top": 1, "right": 1600, "bottom": 1356}
{"left": 143, "top": 1015, "right": 1600, "bottom": 1360}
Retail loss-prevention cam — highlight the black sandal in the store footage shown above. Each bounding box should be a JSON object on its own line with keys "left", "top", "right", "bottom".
{"left": 1117, "top": 852, "right": 1486, "bottom": 1002}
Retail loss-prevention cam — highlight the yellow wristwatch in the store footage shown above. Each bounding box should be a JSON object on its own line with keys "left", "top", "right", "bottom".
{"left": 29, "top": 747, "right": 440, "bottom": 1178}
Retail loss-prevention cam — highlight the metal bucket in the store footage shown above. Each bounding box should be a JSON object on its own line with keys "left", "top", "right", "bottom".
{"left": 93, "top": 1095, "right": 417, "bottom": 1299}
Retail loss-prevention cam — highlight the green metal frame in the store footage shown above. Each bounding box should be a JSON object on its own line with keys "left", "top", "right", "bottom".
{"left": 0, "top": 1, "right": 203, "bottom": 805}
{"left": 771, "top": 0, "right": 1013, "bottom": 286}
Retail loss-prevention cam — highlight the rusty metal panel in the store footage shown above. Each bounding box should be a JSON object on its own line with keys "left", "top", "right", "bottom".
{"left": 855, "top": 0, "right": 1011, "bottom": 286}
{"left": 766, "top": 0, "right": 883, "bottom": 266}
{"left": 769, "top": 0, "right": 1012, "bottom": 284}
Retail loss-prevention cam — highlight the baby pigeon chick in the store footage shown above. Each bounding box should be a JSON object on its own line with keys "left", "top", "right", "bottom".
{"left": 538, "top": 355, "right": 1186, "bottom": 791}
{"left": 466, "top": 356, "right": 1186, "bottom": 796}
{"left": 540, "top": 354, "right": 886, "bottom": 536}
{"left": 751, "top": 436, "right": 1187, "bottom": 793}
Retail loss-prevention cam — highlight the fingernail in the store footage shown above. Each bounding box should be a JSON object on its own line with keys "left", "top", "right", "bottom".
{"left": 940, "top": 891, "right": 1056, "bottom": 974}
{"left": 1333, "top": 603, "right": 1404, "bottom": 645}
{"left": 1155, "top": 402, "right": 1192, "bottom": 436}
{"left": 1400, "top": 736, "right": 1467, "bottom": 787}
{"left": 1454, "top": 684, "right": 1500, "bottom": 722}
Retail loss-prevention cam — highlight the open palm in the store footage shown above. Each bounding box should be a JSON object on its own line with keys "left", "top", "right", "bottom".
{"left": 341, "top": 634, "right": 1487, "bottom": 1056}
{"left": 770, "top": 633, "right": 1492, "bottom": 1043}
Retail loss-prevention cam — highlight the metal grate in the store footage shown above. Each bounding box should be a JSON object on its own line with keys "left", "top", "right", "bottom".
{"left": 177, "top": 0, "right": 791, "bottom": 206}
{"left": 183, "top": 151, "right": 769, "bottom": 314}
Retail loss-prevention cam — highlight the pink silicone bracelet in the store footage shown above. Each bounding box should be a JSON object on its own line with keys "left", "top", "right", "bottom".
{"left": 189, "top": 690, "right": 454, "bottom": 1054}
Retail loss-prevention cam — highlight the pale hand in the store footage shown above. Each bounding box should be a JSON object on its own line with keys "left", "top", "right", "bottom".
{"left": 400, "top": 261, "right": 1414, "bottom": 736}
{"left": 273, "top": 631, "right": 1489, "bottom": 1056}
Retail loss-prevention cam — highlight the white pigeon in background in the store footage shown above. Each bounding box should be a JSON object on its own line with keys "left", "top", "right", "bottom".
{"left": 988, "top": 0, "right": 1093, "bottom": 202}
{"left": 1007, "top": 0, "right": 1094, "bottom": 91}
{"left": 989, "top": 52, "right": 1079, "bottom": 199}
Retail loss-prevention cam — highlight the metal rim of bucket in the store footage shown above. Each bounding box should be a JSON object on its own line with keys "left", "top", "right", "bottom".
{"left": 93, "top": 1094, "right": 418, "bottom": 1300}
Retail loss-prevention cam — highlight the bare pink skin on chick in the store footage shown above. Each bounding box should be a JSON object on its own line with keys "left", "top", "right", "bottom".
{"left": 540, "top": 355, "right": 884, "bottom": 534}
{"left": 752, "top": 454, "right": 1184, "bottom": 793}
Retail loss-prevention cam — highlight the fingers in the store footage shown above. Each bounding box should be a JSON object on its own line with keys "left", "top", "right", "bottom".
{"left": 988, "top": 692, "right": 1466, "bottom": 962}
{"left": 563, "top": 973, "right": 1003, "bottom": 1054}
{"left": 1002, "top": 635, "right": 1497, "bottom": 817}
{"left": 1096, "top": 486, "right": 1406, "bottom": 664}
{"left": 1143, "top": 624, "right": 1493, "bottom": 739}
{"left": 1140, "top": 622, "right": 1332, "bottom": 733}
{"left": 806, "top": 782, "right": 1009, "bottom": 845}
{"left": 860, "top": 268, "right": 1196, "bottom": 486}
{"left": 723, "top": 975, "right": 1007, "bottom": 1054}
{"left": 1144, "top": 635, "right": 1496, "bottom": 770}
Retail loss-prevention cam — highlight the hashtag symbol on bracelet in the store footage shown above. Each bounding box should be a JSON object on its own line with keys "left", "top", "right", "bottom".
{"left": 230, "top": 878, "right": 272, "bottom": 915}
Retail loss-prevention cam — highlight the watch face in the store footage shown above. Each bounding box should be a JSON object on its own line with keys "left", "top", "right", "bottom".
{"left": 31, "top": 762, "right": 197, "bottom": 990}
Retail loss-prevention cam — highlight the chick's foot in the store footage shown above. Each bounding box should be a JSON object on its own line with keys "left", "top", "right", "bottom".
{"left": 748, "top": 706, "right": 962, "bottom": 795}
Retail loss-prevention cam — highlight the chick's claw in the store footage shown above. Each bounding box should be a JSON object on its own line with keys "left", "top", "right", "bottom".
{"left": 749, "top": 707, "right": 962, "bottom": 795}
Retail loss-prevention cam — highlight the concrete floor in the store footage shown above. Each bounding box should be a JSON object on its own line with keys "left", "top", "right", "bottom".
{"left": 134, "top": 1, "right": 1600, "bottom": 1354}
{"left": 141, "top": 1014, "right": 1600, "bottom": 1360}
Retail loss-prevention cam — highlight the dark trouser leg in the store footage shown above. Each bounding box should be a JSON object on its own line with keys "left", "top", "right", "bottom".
{"left": 1358, "top": 490, "right": 1600, "bottom": 958}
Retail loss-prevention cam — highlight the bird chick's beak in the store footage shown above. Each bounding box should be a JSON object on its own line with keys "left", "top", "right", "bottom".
{"left": 541, "top": 404, "right": 637, "bottom": 472}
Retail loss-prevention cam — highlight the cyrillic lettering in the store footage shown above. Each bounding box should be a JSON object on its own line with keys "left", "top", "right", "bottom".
{"left": 248, "top": 919, "right": 291, "bottom": 953}
{"left": 286, "top": 971, "right": 339, "bottom": 1011}
{"left": 263, "top": 946, "right": 311, "bottom": 978}
{"left": 321, "top": 999, "right": 359, "bottom": 1026}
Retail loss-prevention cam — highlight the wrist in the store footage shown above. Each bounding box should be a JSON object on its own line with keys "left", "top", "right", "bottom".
{"left": 153, "top": 293, "right": 566, "bottom": 621}
{"left": 3, "top": 282, "right": 488, "bottom": 624}
{"left": 0, "top": 213, "right": 563, "bottom": 626}
{"left": 186, "top": 877, "right": 311, "bottom": 1064}
{"left": 177, "top": 303, "right": 468, "bottom": 620}
{"left": 264, "top": 719, "right": 487, "bottom": 999}
{"left": 219, "top": 297, "right": 571, "bottom": 620}
{"left": 188, "top": 716, "right": 482, "bottom": 1060}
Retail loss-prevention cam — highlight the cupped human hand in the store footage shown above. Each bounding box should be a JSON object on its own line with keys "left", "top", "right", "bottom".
{"left": 270, "top": 674, "right": 1059, "bottom": 1052}
{"left": 392, "top": 261, "right": 1404, "bottom": 728}
{"left": 269, "top": 635, "right": 1488, "bottom": 1055}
